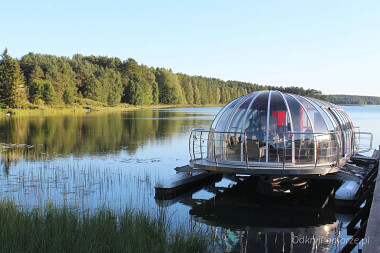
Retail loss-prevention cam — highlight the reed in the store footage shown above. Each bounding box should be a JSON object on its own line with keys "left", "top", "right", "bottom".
{"left": 0, "top": 201, "right": 209, "bottom": 253}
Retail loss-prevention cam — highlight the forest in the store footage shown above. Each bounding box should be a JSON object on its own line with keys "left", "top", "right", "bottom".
{"left": 328, "top": 95, "right": 380, "bottom": 105}
{"left": 1, "top": 48, "right": 377, "bottom": 108}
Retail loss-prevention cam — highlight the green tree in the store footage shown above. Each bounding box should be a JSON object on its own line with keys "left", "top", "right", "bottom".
{"left": 103, "top": 68, "right": 123, "bottom": 106}
{"left": 120, "top": 59, "right": 156, "bottom": 105}
{"left": 208, "top": 86, "right": 214, "bottom": 105}
{"left": 42, "top": 81, "right": 56, "bottom": 104}
{"left": 193, "top": 83, "right": 201, "bottom": 105}
{"left": 124, "top": 73, "right": 152, "bottom": 105}
{"left": 8, "top": 49, "right": 331, "bottom": 107}
{"left": 221, "top": 87, "right": 231, "bottom": 103}
{"left": 152, "top": 82, "right": 159, "bottom": 104}
{"left": 0, "top": 49, "right": 26, "bottom": 107}
{"left": 29, "top": 65, "right": 44, "bottom": 84}
{"left": 45, "top": 59, "right": 77, "bottom": 104}
{"left": 215, "top": 87, "right": 221, "bottom": 104}
{"left": 124, "top": 75, "right": 141, "bottom": 105}
{"left": 29, "top": 79, "right": 44, "bottom": 104}
{"left": 63, "top": 89, "right": 74, "bottom": 105}
{"left": 155, "top": 68, "right": 184, "bottom": 104}
{"left": 178, "top": 75, "right": 194, "bottom": 104}
{"left": 82, "top": 72, "right": 102, "bottom": 101}
{"left": 29, "top": 80, "right": 56, "bottom": 105}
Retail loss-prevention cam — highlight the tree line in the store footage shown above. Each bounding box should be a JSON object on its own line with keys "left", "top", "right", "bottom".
{"left": 1, "top": 48, "right": 329, "bottom": 108}
{"left": 328, "top": 95, "right": 380, "bottom": 105}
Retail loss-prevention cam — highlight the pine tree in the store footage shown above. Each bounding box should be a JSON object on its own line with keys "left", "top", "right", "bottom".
{"left": 215, "top": 87, "right": 221, "bottom": 104}
{"left": 193, "top": 83, "right": 201, "bottom": 104}
{"left": 29, "top": 79, "right": 56, "bottom": 105}
{"left": 42, "top": 81, "right": 56, "bottom": 105}
{"left": 29, "top": 65, "right": 44, "bottom": 83}
{"left": 208, "top": 86, "right": 214, "bottom": 105}
{"left": 0, "top": 48, "right": 26, "bottom": 107}
{"left": 152, "top": 82, "right": 159, "bottom": 104}
{"left": 29, "top": 79, "right": 44, "bottom": 104}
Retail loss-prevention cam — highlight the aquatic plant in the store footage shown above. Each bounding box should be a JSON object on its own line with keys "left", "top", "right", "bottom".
{"left": 0, "top": 201, "right": 210, "bottom": 252}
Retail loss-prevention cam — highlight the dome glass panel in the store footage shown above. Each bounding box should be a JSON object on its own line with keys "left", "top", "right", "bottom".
{"left": 192, "top": 90, "right": 357, "bottom": 175}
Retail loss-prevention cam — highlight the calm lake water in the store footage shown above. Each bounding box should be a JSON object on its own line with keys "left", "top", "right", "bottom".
{"left": 1, "top": 105, "right": 379, "bottom": 252}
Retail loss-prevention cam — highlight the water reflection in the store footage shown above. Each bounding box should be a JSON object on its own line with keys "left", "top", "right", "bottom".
{"left": 0, "top": 109, "right": 217, "bottom": 171}
{"left": 206, "top": 225, "right": 343, "bottom": 253}
{"left": 158, "top": 176, "right": 353, "bottom": 252}
{"left": 0, "top": 108, "right": 219, "bottom": 215}
{"left": 189, "top": 177, "right": 338, "bottom": 228}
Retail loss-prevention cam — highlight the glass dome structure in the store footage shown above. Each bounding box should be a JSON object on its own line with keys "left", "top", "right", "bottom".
{"left": 190, "top": 90, "right": 356, "bottom": 175}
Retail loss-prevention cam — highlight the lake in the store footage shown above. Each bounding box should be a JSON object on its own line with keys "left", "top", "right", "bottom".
{"left": 1, "top": 105, "right": 379, "bottom": 252}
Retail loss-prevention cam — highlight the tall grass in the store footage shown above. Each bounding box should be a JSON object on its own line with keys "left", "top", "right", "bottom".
{"left": 0, "top": 201, "right": 209, "bottom": 253}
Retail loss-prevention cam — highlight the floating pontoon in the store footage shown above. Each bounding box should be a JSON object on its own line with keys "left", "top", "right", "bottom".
{"left": 189, "top": 90, "right": 372, "bottom": 176}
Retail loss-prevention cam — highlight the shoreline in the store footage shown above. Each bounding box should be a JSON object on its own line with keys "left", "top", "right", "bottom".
{"left": 2, "top": 103, "right": 377, "bottom": 117}
{"left": 0, "top": 103, "right": 223, "bottom": 116}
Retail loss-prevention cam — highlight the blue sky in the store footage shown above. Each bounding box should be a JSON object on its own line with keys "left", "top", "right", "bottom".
{"left": 1, "top": 0, "right": 379, "bottom": 96}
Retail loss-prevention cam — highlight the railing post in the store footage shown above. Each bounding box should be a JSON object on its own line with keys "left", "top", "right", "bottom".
{"left": 336, "top": 132, "right": 340, "bottom": 166}
{"left": 189, "top": 131, "right": 193, "bottom": 161}
{"left": 291, "top": 133, "right": 295, "bottom": 164}
{"left": 245, "top": 132, "right": 249, "bottom": 169}
{"left": 200, "top": 131, "right": 203, "bottom": 159}
{"left": 283, "top": 136, "right": 286, "bottom": 170}
{"left": 314, "top": 138, "right": 319, "bottom": 170}
{"left": 240, "top": 133, "right": 244, "bottom": 162}
{"left": 192, "top": 132, "right": 197, "bottom": 164}
{"left": 313, "top": 133, "right": 317, "bottom": 167}
{"left": 212, "top": 132, "right": 218, "bottom": 166}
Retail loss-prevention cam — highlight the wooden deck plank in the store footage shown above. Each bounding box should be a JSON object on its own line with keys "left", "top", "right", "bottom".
{"left": 363, "top": 162, "right": 380, "bottom": 253}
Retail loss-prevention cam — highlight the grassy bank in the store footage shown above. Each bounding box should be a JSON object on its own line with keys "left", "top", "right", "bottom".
{"left": 0, "top": 201, "right": 209, "bottom": 253}
{"left": 1, "top": 107, "right": 88, "bottom": 116}
{"left": 0, "top": 103, "right": 223, "bottom": 116}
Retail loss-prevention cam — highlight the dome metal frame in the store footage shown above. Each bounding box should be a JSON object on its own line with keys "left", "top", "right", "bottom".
{"left": 189, "top": 90, "right": 372, "bottom": 176}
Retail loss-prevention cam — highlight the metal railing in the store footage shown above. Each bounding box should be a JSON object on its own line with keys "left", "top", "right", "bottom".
{"left": 354, "top": 129, "right": 373, "bottom": 153}
{"left": 189, "top": 129, "right": 340, "bottom": 170}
